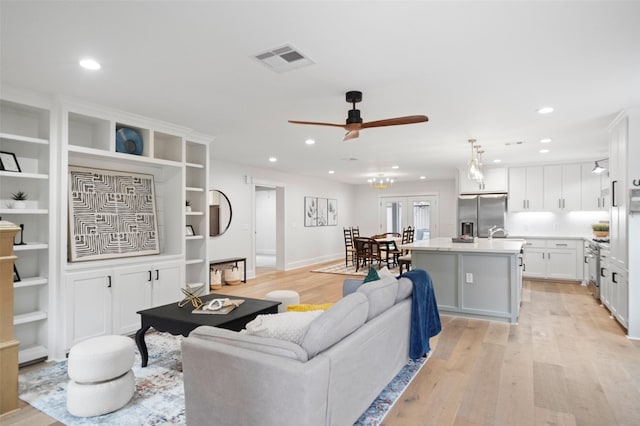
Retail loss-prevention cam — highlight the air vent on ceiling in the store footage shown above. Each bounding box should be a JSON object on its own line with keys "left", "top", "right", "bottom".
{"left": 253, "top": 44, "right": 314, "bottom": 73}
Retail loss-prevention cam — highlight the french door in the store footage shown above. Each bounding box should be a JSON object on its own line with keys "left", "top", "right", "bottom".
{"left": 379, "top": 195, "right": 438, "bottom": 240}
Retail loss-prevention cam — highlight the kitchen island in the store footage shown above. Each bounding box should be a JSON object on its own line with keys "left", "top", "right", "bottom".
{"left": 401, "top": 237, "right": 525, "bottom": 323}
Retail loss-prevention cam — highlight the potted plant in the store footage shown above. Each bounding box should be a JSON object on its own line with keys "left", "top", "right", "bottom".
{"left": 592, "top": 223, "right": 609, "bottom": 238}
{"left": 10, "top": 191, "right": 27, "bottom": 209}
{"left": 185, "top": 199, "right": 192, "bottom": 213}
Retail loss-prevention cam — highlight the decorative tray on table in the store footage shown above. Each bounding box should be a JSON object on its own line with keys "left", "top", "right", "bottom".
{"left": 451, "top": 236, "right": 477, "bottom": 243}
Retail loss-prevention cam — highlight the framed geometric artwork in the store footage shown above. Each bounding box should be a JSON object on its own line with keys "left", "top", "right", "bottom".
{"left": 68, "top": 166, "right": 160, "bottom": 262}
{"left": 327, "top": 199, "right": 338, "bottom": 226}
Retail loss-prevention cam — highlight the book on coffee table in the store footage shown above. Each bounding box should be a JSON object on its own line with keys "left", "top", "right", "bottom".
{"left": 192, "top": 298, "right": 245, "bottom": 315}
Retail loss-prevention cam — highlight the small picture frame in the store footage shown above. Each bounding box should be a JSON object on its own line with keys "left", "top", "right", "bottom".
{"left": 186, "top": 225, "right": 195, "bottom": 236}
{"left": 13, "top": 265, "right": 21, "bottom": 283}
{"left": 0, "top": 151, "right": 21, "bottom": 172}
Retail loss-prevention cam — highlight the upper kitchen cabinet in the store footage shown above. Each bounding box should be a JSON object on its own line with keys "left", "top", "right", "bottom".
{"left": 608, "top": 113, "right": 629, "bottom": 270}
{"left": 581, "top": 162, "right": 609, "bottom": 211}
{"left": 458, "top": 167, "right": 507, "bottom": 194}
{"left": 543, "top": 164, "right": 581, "bottom": 211}
{"left": 508, "top": 166, "right": 544, "bottom": 212}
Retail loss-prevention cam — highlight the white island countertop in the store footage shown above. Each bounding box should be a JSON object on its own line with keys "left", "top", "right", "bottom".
{"left": 401, "top": 237, "right": 525, "bottom": 254}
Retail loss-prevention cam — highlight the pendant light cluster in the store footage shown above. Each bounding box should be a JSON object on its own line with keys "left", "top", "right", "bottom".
{"left": 467, "top": 139, "right": 484, "bottom": 183}
{"left": 368, "top": 174, "right": 394, "bottom": 189}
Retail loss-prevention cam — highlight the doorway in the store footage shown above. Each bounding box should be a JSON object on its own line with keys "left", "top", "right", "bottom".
{"left": 255, "top": 186, "right": 276, "bottom": 270}
{"left": 379, "top": 195, "right": 438, "bottom": 240}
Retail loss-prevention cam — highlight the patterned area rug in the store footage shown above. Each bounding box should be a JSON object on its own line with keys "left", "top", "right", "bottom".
{"left": 19, "top": 332, "right": 427, "bottom": 425}
{"left": 311, "top": 262, "right": 400, "bottom": 277}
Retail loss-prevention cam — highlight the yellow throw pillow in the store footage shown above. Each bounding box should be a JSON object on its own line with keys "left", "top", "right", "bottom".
{"left": 287, "top": 303, "right": 333, "bottom": 312}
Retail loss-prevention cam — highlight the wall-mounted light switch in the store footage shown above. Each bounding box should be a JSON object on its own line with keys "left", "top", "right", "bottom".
{"left": 465, "top": 273, "right": 473, "bottom": 283}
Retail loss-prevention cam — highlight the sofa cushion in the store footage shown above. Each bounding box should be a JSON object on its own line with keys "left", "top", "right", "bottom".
{"left": 357, "top": 276, "right": 398, "bottom": 321}
{"left": 301, "top": 292, "right": 369, "bottom": 358}
{"left": 242, "top": 310, "right": 323, "bottom": 345}
{"left": 189, "top": 326, "right": 309, "bottom": 362}
{"left": 342, "top": 278, "right": 364, "bottom": 296}
{"left": 363, "top": 267, "right": 380, "bottom": 283}
{"left": 396, "top": 277, "right": 413, "bottom": 303}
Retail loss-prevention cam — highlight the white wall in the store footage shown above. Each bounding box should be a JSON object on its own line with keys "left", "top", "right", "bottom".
{"left": 507, "top": 210, "right": 609, "bottom": 237}
{"left": 208, "top": 156, "right": 356, "bottom": 277}
{"left": 352, "top": 179, "right": 458, "bottom": 238}
{"left": 255, "top": 187, "right": 276, "bottom": 255}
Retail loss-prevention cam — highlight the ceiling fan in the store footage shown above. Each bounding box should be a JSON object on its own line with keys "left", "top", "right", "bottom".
{"left": 288, "top": 90, "right": 428, "bottom": 141}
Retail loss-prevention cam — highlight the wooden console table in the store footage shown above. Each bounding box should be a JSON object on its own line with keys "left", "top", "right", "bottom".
{"left": 210, "top": 257, "right": 247, "bottom": 285}
{"left": 0, "top": 222, "right": 20, "bottom": 415}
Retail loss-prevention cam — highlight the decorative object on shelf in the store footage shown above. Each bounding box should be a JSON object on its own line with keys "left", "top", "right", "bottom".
{"left": 185, "top": 225, "right": 195, "bottom": 236}
{"left": 223, "top": 265, "right": 242, "bottom": 285}
{"left": 209, "top": 190, "right": 232, "bottom": 236}
{"left": 13, "top": 265, "right": 21, "bottom": 283}
{"left": 13, "top": 224, "right": 26, "bottom": 246}
{"left": 368, "top": 174, "right": 394, "bottom": 190}
{"left": 0, "top": 151, "right": 21, "bottom": 172}
{"left": 185, "top": 199, "right": 192, "bottom": 213}
{"left": 210, "top": 268, "right": 222, "bottom": 290}
{"left": 115, "top": 127, "right": 143, "bottom": 155}
{"left": 592, "top": 223, "right": 609, "bottom": 238}
{"left": 177, "top": 287, "right": 203, "bottom": 309}
{"left": 9, "top": 191, "right": 27, "bottom": 209}
{"left": 68, "top": 166, "right": 159, "bottom": 262}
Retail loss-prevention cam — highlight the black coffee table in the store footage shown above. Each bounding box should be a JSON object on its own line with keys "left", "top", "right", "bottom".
{"left": 135, "top": 293, "right": 280, "bottom": 367}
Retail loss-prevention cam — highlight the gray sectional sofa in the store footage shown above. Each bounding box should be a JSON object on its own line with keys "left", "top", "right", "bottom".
{"left": 181, "top": 275, "right": 414, "bottom": 426}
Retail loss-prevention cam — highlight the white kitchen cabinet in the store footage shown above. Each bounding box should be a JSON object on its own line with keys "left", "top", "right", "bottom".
{"left": 609, "top": 115, "right": 628, "bottom": 270}
{"left": 522, "top": 238, "right": 580, "bottom": 280}
{"left": 543, "top": 164, "right": 581, "bottom": 211}
{"left": 508, "top": 166, "right": 544, "bottom": 211}
{"left": 459, "top": 167, "right": 507, "bottom": 194}
{"left": 113, "top": 260, "right": 184, "bottom": 335}
{"left": 580, "top": 162, "right": 609, "bottom": 211}
{"left": 611, "top": 265, "right": 628, "bottom": 328}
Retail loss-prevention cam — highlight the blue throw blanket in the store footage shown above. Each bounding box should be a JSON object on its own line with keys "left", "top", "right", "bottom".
{"left": 402, "top": 269, "right": 442, "bottom": 359}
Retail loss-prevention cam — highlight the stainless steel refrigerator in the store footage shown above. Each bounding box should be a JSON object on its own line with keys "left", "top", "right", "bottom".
{"left": 457, "top": 194, "right": 508, "bottom": 238}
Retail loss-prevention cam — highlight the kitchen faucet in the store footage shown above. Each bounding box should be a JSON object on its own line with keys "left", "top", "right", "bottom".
{"left": 488, "top": 226, "right": 508, "bottom": 240}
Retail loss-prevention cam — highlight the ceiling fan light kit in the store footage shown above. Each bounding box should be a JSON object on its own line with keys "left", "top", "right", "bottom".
{"left": 288, "top": 90, "right": 428, "bottom": 141}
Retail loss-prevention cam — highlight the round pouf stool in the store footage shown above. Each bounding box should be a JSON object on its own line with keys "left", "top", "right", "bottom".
{"left": 265, "top": 290, "right": 300, "bottom": 313}
{"left": 67, "top": 335, "right": 136, "bottom": 417}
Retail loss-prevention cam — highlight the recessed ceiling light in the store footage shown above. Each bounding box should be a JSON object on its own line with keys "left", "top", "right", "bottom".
{"left": 392, "top": 165, "right": 399, "bottom": 169}
{"left": 419, "top": 176, "right": 426, "bottom": 180}
{"left": 537, "top": 106, "right": 554, "bottom": 114}
{"left": 539, "top": 149, "right": 550, "bottom": 154}
{"left": 540, "top": 138, "right": 552, "bottom": 143}
{"left": 79, "top": 58, "right": 101, "bottom": 70}
{"left": 328, "top": 170, "right": 335, "bottom": 174}
{"left": 305, "top": 139, "right": 315, "bottom": 145}
{"left": 268, "top": 157, "right": 277, "bottom": 162}
{"left": 493, "top": 159, "right": 502, "bottom": 163}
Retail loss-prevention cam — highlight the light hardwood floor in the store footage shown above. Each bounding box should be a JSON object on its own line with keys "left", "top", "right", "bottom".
{"left": 3, "top": 261, "right": 640, "bottom": 425}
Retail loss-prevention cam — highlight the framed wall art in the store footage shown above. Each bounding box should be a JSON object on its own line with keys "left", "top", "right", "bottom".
{"left": 328, "top": 199, "right": 338, "bottom": 226}
{"left": 304, "top": 196, "right": 337, "bottom": 227}
{"left": 304, "top": 196, "right": 317, "bottom": 227}
{"left": 317, "top": 198, "right": 328, "bottom": 226}
{"left": 0, "top": 151, "right": 21, "bottom": 172}
{"left": 68, "top": 166, "right": 160, "bottom": 262}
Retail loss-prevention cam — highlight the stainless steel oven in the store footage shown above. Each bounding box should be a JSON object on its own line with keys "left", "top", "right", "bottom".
{"left": 585, "top": 241, "right": 600, "bottom": 299}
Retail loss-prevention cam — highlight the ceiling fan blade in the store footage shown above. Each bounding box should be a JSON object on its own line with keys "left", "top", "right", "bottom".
{"left": 288, "top": 120, "right": 346, "bottom": 128}
{"left": 360, "top": 115, "right": 429, "bottom": 129}
{"left": 343, "top": 130, "right": 360, "bottom": 141}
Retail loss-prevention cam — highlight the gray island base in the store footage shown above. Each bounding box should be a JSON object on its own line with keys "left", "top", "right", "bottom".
{"left": 401, "top": 238, "right": 525, "bottom": 323}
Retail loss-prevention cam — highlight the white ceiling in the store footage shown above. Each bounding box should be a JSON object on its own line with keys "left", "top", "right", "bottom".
{"left": 2, "top": 1, "right": 639, "bottom": 184}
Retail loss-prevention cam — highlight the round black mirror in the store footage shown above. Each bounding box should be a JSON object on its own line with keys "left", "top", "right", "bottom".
{"left": 209, "top": 190, "right": 232, "bottom": 236}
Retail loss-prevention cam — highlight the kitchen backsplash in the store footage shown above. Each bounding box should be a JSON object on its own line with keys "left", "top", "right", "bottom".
{"left": 507, "top": 211, "right": 609, "bottom": 236}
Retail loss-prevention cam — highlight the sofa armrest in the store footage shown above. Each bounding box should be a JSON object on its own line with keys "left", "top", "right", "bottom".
{"left": 343, "top": 278, "right": 364, "bottom": 296}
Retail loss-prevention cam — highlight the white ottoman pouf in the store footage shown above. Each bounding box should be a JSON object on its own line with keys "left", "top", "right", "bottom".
{"left": 67, "top": 335, "right": 136, "bottom": 417}
{"left": 68, "top": 335, "right": 135, "bottom": 383}
{"left": 67, "top": 370, "right": 135, "bottom": 417}
{"left": 265, "top": 290, "right": 300, "bottom": 312}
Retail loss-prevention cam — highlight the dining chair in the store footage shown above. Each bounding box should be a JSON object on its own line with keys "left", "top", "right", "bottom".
{"left": 353, "top": 237, "right": 382, "bottom": 272}
{"left": 396, "top": 226, "right": 414, "bottom": 273}
{"left": 343, "top": 227, "right": 357, "bottom": 267}
{"left": 351, "top": 226, "right": 360, "bottom": 238}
